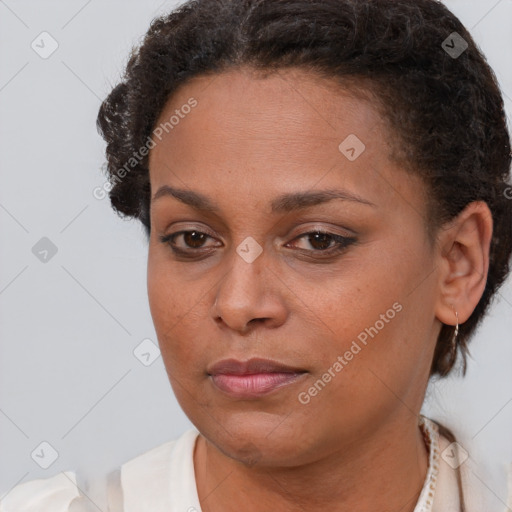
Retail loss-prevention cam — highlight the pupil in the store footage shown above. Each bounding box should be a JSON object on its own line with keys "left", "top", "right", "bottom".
{"left": 310, "top": 232, "right": 331, "bottom": 250}
{"left": 185, "top": 231, "right": 205, "bottom": 248}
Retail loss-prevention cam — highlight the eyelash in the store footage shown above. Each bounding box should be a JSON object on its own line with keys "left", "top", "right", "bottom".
{"left": 159, "top": 229, "right": 357, "bottom": 259}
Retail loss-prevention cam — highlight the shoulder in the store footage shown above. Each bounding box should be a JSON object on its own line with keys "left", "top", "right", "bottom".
{"left": 118, "top": 428, "right": 200, "bottom": 511}
{"left": 423, "top": 416, "right": 512, "bottom": 512}
{"left": 0, "top": 471, "right": 82, "bottom": 511}
{"left": 0, "top": 429, "right": 200, "bottom": 512}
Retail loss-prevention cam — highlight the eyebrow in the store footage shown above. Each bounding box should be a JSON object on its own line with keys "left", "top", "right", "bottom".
{"left": 152, "top": 185, "right": 376, "bottom": 213}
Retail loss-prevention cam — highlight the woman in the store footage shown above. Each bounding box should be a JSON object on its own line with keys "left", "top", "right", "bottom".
{"left": 2, "top": 0, "right": 511, "bottom": 510}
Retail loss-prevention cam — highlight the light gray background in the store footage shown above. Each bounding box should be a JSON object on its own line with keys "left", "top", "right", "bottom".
{"left": 1, "top": 0, "right": 511, "bottom": 506}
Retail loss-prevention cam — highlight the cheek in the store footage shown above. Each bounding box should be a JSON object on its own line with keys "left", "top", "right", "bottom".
{"left": 147, "top": 266, "right": 178, "bottom": 340}
{"left": 147, "top": 256, "right": 189, "bottom": 358}
{"left": 298, "top": 264, "right": 400, "bottom": 348}
{"left": 147, "top": 245, "right": 193, "bottom": 331}
{"left": 298, "top": 245, "right": 430, "bottom": 391}
{"left": 147, "top": 252, "right": 213, "bottom": 381}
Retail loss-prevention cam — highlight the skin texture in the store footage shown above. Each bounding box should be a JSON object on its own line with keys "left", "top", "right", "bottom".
{"left": 147, "top": 67, "right": 492, "bottom": 512}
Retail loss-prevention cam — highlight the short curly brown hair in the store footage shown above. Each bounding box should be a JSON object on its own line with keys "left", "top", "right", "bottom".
{"left": 96, "top": 0, "right": 512, "bottom": 378}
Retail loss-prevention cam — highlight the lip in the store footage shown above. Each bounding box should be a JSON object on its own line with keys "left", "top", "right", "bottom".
{"left": 208, "top": 358, "right": 307, "bottom": 399}
{"left": 208, "top": 357, "right": 306, "bottom": 376}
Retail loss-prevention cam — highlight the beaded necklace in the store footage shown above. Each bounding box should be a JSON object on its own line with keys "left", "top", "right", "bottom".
{"left": 414, "top": 416, "right": 442, "bottom": 512}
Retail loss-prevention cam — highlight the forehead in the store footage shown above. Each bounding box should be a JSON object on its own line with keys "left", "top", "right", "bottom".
{"left": 149, "top": 66, "right": 383, "bottom": 160}
{"left": 148, "top": 67, "right": 424, "bottom": 216}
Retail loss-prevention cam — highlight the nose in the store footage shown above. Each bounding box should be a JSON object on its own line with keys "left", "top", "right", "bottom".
{"left": 210, "top": 245, "right": 288, "bottom": 334}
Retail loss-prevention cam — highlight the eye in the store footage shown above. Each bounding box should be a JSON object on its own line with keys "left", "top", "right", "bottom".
{"left": 287, "top": 230, "right": 356, "bottom": 256}
{"left": 159, "top": 228, "right": 356, "bottom": 259}
{"left": 159, "top": 230, "right": 220, "bottom": 257}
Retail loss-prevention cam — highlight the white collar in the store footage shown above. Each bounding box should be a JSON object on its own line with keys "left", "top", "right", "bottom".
{"left": 118, "top": 416, "right": 463, "bottom": 512}
{"left": 0, "top": 418, "right": 505, "bottom": 511}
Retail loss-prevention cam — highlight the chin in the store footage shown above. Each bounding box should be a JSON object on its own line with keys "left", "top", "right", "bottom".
{"left": 196, "top": 412, "right": 316, "bottom": 468}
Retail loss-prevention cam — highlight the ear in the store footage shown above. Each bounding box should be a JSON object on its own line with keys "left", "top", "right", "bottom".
{"left": 434, "top": 201, "right": 493, "bottom": 326}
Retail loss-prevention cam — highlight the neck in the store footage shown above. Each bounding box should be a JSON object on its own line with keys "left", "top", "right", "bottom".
{"left": 194, "top": 414, "right": 429, "bottom": 512}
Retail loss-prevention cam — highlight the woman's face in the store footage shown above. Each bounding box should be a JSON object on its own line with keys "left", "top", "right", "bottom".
{"left": 147, "top": 67, "right": 440, "bottom": 466}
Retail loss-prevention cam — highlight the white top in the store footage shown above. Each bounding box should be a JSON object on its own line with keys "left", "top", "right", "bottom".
{"left": 1, "top": 416, "right": 511, "bottom": 512}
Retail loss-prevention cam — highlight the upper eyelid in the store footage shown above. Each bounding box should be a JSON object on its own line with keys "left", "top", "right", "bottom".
{"left": 163, "top": 219, "right": 355, "bottom": 237}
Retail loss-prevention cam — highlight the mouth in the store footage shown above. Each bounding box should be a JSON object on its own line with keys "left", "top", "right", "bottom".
{"left": 207, "top": 358, "right": 308, "bottom": 399}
